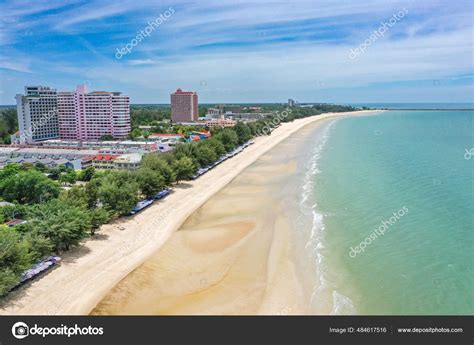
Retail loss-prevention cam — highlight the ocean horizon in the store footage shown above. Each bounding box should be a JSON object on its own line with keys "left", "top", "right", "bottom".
{"left": 346, "top": 103, "right": 474, "bottom": 110}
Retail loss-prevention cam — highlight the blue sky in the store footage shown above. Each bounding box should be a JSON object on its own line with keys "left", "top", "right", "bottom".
{"left": 0, "top": 0, "right": 473, "bottom": 104}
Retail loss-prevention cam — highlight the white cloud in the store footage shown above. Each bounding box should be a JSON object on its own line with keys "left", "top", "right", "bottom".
{"left": 69, "top": 24, "right": 471, "bottom": 102}
{"left": 0, "top": 60, "right": 31, "bottom": 73}
{"left": 54, "top": 2, "right": 136, "bottom": 29}
{"left": 127, "top": 59, "right": 156, "bottom": 66}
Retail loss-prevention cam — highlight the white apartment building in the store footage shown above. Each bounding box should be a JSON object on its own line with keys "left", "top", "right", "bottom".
{"left": 15, "top": 86, "right": 59, "bottom": 144}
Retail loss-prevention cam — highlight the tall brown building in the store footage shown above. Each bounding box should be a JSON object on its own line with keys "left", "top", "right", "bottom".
{"left": 170, "top": 88, "right": 198, "bottom": 122}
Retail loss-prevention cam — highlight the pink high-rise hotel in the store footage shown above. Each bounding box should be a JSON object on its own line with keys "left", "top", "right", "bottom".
{"left": 171, "top": 88, "right": 198, "bottom": 123}
{"left": 58, "top": 85, "right": 131, "bottom": 140}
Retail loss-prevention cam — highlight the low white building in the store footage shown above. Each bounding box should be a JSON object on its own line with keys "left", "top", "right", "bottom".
{"left": 205, "top": 118, "right": 236, "bottom": 129}
{"left": 114, "top": 153, "right": 142, "bottom": 170}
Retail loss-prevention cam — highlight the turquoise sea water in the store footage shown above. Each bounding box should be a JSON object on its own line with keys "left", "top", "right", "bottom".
{"left": 347, "top": 103, "right": 474, "bottom": 110}
{"left": 306, "top": 110, "right": 473, "bottom": 315}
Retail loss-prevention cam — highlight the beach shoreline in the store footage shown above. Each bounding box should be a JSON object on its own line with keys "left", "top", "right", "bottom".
{"left": 0, "top": 110, "right": 380, "bottom": 315}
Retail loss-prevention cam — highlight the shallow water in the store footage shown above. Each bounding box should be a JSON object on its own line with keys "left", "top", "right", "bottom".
{"left": 311, "top": 110, "right": 473, "bottom": 314}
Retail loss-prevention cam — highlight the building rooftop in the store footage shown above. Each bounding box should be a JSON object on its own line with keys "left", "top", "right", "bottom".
{"left": 15, "top": 148, "right": 99, "bottom": 156}
{"left": 115, "top": 153, "right": 142, "bottom": 164}
{"left": 88, "top": 154, "right": 119, "bottom": 161}
{"left": 173, "top": 88, "right": 196, "bottom": 95}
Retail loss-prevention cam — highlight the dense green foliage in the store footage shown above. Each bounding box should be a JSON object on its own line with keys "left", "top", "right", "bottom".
{"left": 0, "top": 168, "right": 60, "bottom": 204}
{"left": 130, "top": 105, "right": 170, "bottom": 125}
{"left": 171, "top": 157, "right": 195, "bottom": 183}
{"left": 0, "top": 225, "right": 50, "bottom": 295}
{"left": 97, "top": 171, "right": 140, "bottom": 215}
{"left": 137, "top": 168, "right": 166, "bottom": 198}
{"left": 27, "top": 200, "right": 91, "bottom": 252}
{"left": 0, "top": 108, "right": 17, "bottom": 144}
{"left": 77, "top": 166, "right": 95, "bottom": 182}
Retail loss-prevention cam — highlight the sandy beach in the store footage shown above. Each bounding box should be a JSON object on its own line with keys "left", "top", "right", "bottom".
{"left": 0, "top": 110, "right": 378, "bottom": 315}
{"left": 92, "top": 121, "right": 318, "bottom": 315}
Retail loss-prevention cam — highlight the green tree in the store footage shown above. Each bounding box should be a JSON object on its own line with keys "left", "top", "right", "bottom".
{"left": 195, "top": 141, "right": 218, "bottom": 167}
{"left": 98, "top": 172, "right": 140, "bottom": 215}
{"left": 137, "top": 168, "right": 166, "bottom": 198}
{"left": 0, "top": 227, "right": 30, "bottom": 272}
{"left": 128, "top": 128, "right": 142, "bottom": 140}
{"left": 85, "top": 177, "right": 102, "bottom": 208}
{"left": 0, "top": 204, "right": 25, "bottom": 223}
{"left": 48, "top": 167, "right": 61, "bottom": 180}
{"left": 89, "top": 208, "right": 111, "bottom": 235}
{"left": 171, "top": 157, "right": 195, "bottom": 184}
{"left": 233, "top": 122, "right": 252, "bottom": 145}
{"left": 20, "top": 163, "right": 34, "bottom": 171}
{"left": 0, "top": 268, "right": 19, "bottom": 296}
{"left": 60, "top": 171, "right": 77, "bottom": 185}
{"left": 27, "top": 200, "right": 91, "bottom": 252}
{"left": 207, "top": 138, "right": 226, "bottom": 156}
{"left": 0, "top": 226, "right": 32, "bottom": 295}
{"left": 0, "top": 170, "right": 60, "bottom": 204}
{"left": 34, "top": 162, "right": 47, "bottom": 172}
{"left": 214, "top": 128, "right": 239, "bottom": 152}
{"left": 173, "top": 142, "right": 200, "bottom": 166}
{"left": 23, "top": 233, "right": 54, "bottom": 262}
{"left": 78, "top": 166, "right": 95, "bottom": 182}
{"left": 143, "top": 130, "right": 150, "bottom": 142}
{"left": 141, "top": 155, "right": 175, "bottom": 185}
{"left": 59, "top": 186, "right": 110, "bottom": 235}
{"left": 0, "top": 108, "right": 18, "bottom": 145}
{"left": 60, "top": 185, "right": 88, "bottom": 208}
{"left": 0, "top": 164, "right": 20, "bottom": 181}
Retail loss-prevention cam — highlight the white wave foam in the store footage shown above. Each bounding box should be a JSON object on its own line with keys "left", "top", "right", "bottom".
{"left": 330, "top": 291, "right": 357, "bottom": 315}
{"left": 299, "top": 119, "right": 357, "bottom": 315}
{"left": 300, "top": 120, "right": 334, "bottom": 251}
{"left": 300, "top": 121, "right": 335, "bottom": 208}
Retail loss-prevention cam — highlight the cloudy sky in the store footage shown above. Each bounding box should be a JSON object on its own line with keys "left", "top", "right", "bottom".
{"left": 0, "top": 0, "right": 472, "bottom": 104}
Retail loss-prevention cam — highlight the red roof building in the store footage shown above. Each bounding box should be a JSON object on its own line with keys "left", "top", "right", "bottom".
{"left": 82, "top": 154, "right": 119, "bottom": 170}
